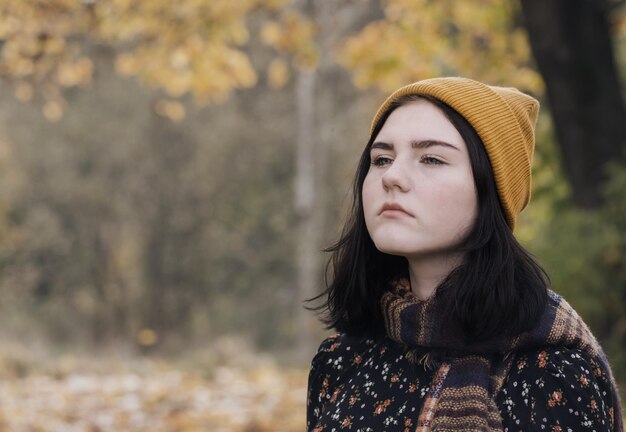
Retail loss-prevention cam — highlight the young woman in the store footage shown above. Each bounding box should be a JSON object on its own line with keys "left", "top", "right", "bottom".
{"left": 306, "top": 77, "right": 623, "bottom": 432}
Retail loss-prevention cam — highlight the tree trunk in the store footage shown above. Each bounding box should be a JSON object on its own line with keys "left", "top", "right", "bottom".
{"left": 295, "top": 66, "right": 319, "bottom": 358}
{"left": 520, "top": 0, "right": 626, "bottom": 207}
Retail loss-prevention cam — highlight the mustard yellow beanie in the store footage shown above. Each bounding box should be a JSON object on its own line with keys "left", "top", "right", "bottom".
{"left": 370, "top": 77, "right": 539, "bottom": 230}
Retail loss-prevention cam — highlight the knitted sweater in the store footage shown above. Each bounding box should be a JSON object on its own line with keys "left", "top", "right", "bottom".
{"left": 307, "top": 333, "right": 619, "bottom": 431}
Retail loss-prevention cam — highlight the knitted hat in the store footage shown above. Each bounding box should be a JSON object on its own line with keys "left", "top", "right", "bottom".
{"left": 369, "top": 77, "right": 539, "bottom": 230}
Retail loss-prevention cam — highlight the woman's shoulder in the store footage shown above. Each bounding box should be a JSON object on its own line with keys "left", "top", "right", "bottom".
{"left": 307, "top": 332, "right": 383, "bottom": 415}
{"left": 308, "top": 332, "right": 402, "bottom": 377}
{"left": 504, "top": 345, "right": 615, "bottom": 400}
{"left": 507, "top": 345, "right": 610, "bottom": 383}
{"left": 498, "top": 345, "right": 618, "bottom": 431}
{"left": 310, "top": 332, "right": 383, "bottom": 364}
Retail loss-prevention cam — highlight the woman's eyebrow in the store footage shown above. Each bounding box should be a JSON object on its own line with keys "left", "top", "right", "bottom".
{"left": 371, "top": 141, "right": 393, "bottom": 151}
{"left": 371, "top": 140, "right": 459, "bottom": 151}
{"left": 411, "top": 139, "right": 460, "bottom": 151}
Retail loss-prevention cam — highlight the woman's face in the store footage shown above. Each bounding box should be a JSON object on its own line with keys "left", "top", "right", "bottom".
{"left": 362, "top": 99, "right": 478, "bottom": 259}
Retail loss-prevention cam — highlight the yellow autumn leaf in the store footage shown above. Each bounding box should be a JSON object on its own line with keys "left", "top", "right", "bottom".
{"left": 170, "top": 47, "right": 191, "bottom": 70}
{"left": 115, "top": 53, "right": 139, "bottom": 76}
{"left": 13, "top": 82, "right": 33, "bottom": 102}
{"left": 154, "top": 99, "right": 186, "bottom": 122}
{"left": 42, "top": 99, "right": 64, "bottom": 122}
{"left": 42, "top": 36, "right": 67, "bottom": 55}
{"left": 260, "top": 21, "right": 282, "bottom": 46}
{"left": 56, "top": 57, "right": 93, "bottom": 87}
{"left": 267, "top": 58, "right": 290, "bottom": 89}
{"left": 137, "top": 328, "right": 159, "bottom": 346}
{"left": 164, "top": 72, "right": 193, "bottom": 97}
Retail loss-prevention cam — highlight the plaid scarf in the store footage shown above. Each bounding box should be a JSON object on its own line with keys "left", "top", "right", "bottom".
{"left": 380, "top": 277, "right": 624, "bottom": 432}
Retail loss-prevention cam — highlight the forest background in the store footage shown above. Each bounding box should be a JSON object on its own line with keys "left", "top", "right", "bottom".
{"left": 0, "top": 0, "right": 625, "bottom": 430}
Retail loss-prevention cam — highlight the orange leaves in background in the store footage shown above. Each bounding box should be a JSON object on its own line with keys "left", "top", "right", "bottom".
{"left": 0, "top": 0, "right": 292, "bottom": 121}
{"left": 261, "top": 10, "right": 319, "bottom": 70}
{"left": 336, "top": 0, "right": 544, "bottom": 94}
{"left": 259, "top": 8, "right": 319, "bottom": 89}
{"left": 0, "top": 0, "right": 562, "bottom": 121}
{"left": 266, "top": 58, "right": 290, "bottom": 89}
{"left": 0, "top": 0, "right": 94, "bottom": 120}
{"left": 100, "top": 0, "right": 269, "bottom": 106}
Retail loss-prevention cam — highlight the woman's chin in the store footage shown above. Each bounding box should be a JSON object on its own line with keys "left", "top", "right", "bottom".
{"left": 373, "top": 242, "right": 415, "bottom": 257}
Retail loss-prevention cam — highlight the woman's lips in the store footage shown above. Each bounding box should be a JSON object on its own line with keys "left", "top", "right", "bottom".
{"left": 379, "top": 203, "right": 413, "bottom": 216}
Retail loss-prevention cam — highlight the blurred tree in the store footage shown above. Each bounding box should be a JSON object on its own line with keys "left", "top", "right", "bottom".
{"left": 520, "top": 0, "right": 626, "bottom": 208}
{"left": 0, "top": 0, "right": 290, "bottom": 119}
{"left": 336, "top": 0, "right": 542, "bottom": 93}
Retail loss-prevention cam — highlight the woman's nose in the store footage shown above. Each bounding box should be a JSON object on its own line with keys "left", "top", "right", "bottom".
{"left": 381, "top": 160, "right": 410, "bottom": 192}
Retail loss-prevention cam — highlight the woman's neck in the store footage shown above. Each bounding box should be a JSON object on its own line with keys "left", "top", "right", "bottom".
{"left": 407, "top": 252, "right": 465, "bottom": 300}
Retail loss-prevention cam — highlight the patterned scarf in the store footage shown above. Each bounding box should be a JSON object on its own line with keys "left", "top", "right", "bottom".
{"left": 380, "top": 277, "right": 624, "bottom": 432}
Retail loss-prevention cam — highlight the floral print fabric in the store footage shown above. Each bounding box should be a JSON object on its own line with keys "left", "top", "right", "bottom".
{"left": 307, "top": 333, "right": 617, "bottom": 431}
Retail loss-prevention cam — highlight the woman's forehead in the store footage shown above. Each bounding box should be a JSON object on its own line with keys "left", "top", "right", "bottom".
{"left": 374, "top": 101, "right": 466, "bottom": 150}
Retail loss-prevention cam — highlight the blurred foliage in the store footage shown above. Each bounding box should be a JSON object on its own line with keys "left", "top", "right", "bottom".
{"left": 542, "top": 159, "right": 626, "bottom": 383}
{"left": 0, "top": 0, "right": 315, "bottom": 120}
{"left": 260, "top": 9, "right": 319, "bottom": 70}
{"left": 336, "top": 0, "right": 542, "bottom": 93}
{"left": 0, "top": 50, "right": 303, "bottom": 352}
{"left": 516, "top": 113, "right": 626, "bottom": 383}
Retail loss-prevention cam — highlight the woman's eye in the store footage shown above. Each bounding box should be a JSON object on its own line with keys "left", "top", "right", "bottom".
{"left": 420, "top": 155, "right": 445, "bottom": 165}
{"left": 371, "top": 156, "right": 393, "bottom": 167}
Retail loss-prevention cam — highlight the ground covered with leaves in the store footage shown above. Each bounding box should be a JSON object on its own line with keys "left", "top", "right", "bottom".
{"left": 0, "top": 342, "right": 308, "bottom": 432}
